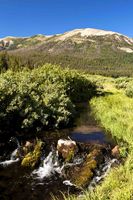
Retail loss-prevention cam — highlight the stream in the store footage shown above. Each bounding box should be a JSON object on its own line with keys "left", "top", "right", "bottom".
{"left": 0, "top": 104, "right": 119, "bottom": 200}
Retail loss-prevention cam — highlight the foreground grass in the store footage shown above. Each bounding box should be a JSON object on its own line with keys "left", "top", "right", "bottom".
{"left": 64, "top": 85, "right": 133, "bottom": 200}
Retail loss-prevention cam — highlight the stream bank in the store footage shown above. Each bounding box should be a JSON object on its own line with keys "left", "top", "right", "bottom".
{"left": 0, "top": 103, "right": 119, "bottom": 200}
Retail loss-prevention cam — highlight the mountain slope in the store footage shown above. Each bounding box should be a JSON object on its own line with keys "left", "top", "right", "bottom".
{"left": 0, "top": 28, "right": 133, "bottom": 76}
{"left": 1, "top": 28, "right": 133, "bottom": 51}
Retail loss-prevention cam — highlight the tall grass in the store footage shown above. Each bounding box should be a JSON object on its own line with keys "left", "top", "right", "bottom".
{"left": 64, "top": 91, "right": 133, "bottom": 200}
{"left": 91, "top": 94, "right": 133, "bottom": 146}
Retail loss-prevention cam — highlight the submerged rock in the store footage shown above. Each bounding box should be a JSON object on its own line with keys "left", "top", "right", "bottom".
{"left": 21, "top": 139, "right": 43, "bottom": 168}
{"left": 57, "top": 139, "right": 78, "bottom": 161}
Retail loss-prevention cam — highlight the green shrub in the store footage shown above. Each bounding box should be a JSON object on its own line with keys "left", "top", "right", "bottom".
{"left": 0, "top": 64, "right": 96, "bottom": 134}
{"left": 115, "top": 77, "right": 133, "bottom": 89}
{"left": 125, "top": 82, "right": 133, "bottom": 98}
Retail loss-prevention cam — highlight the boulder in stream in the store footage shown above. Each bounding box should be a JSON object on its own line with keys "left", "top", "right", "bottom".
{"left": 111, "top": 145, "right": 120, "bottom": 158}
{"left": 21, "top": 139, "right": 43, "bottom": 168}
{"left": 65, "top": 148, "right": 104, "bottom": 188}
{"left": 57, "top": 139, "right": 78, "bottom": 161}
{"left": 22, "top": 141, "right": 34, "bottom": 155}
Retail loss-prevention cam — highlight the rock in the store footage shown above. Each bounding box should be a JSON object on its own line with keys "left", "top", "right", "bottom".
{"left": 57, "top": 139, "right": 78, "bottom": 161}
{"left": 25, "top": 141, "right": 33, "bottom": 148}
{"left": 65, "top": 148, "right": 104, "bottom": 188}
{"left": 22, "top": 141, "right": 34, "bottom": 154}
{"left": 111, "top": 145, "right": 120, "bottom": 158}
{"left": 21, "top": 139, "right": 43, "bottom": 168}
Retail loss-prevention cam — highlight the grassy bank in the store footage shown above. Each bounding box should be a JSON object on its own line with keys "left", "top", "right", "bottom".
{"left": 64, "top": 78, "right": 133, "bottom": 200}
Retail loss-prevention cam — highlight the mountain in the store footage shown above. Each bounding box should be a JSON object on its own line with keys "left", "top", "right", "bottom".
{"left": 1, "top": 28, "right": 133, "bottom": 51}
{"left": 1, "top": 28, "right": 133, "bottom": 76}
{"left": 0, "top": 34, "right": 47, "bottom": 50}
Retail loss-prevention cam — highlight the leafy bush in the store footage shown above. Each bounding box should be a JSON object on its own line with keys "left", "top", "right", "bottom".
{"left": 0, "top": 64, "right": 96, "bottom": 135}
{"left": 114, "top": 77, "right": 133, "bottom": 98}
{"left": 115, "top": 77, "right": 133, "bottom": 89}
{"left": 125, "top": 82, "right": 133, "bottom": 98}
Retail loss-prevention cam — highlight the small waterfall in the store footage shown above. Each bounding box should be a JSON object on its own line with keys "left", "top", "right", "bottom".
{"left": 0, "top": 137, "right": 20, "bottom": 168}
{"left": 0, "top": 151, "right": 19, "bottom": 167}
{"left": 32, "top": 149, "right": 85, "bottom": 181}
{"left": 88, "top": 158, "right": 119, "bottom": 189}
{"left": 63, "top": 180, "right": 76, "bottom": 187}
{"left": 32, "top": 151, "right": 62, "bottom": 179}
{"left": 10, "top": 149, "right": 18, "bottom": 160}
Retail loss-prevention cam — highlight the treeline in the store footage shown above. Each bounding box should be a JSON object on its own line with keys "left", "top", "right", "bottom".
{"left": 1, "top": 50, "right": 133, "bottom": 77}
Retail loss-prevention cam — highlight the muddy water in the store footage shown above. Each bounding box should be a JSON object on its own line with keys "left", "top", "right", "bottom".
{"left": 0, "top": 104, "right": 116, "bottom": 200}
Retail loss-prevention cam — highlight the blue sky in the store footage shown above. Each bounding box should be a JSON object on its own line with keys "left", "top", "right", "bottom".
{"left": 0, "top": 0, "right": 133, "bottom": 38}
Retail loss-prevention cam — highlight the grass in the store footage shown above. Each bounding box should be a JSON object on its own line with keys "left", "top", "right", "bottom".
{"left": 62, "top": 77, "right": 133, "bottom": 200}
{"left": 91, "top": 94, "right": 133, "bottom": 144}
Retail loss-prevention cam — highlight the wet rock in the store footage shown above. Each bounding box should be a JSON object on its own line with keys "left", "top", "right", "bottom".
{"left": 111, "top": 145, "right": 120, "bottom": 158}
{"left": 22, "top": 141, "right": 34, "bottom": 155}
{"left": 57, "top": 139, "right": 78, "bottom": 161}
{"left": 66, "top": 148, "right": 104, "bottom": 188}
{"left": 77, "top": 142, "right": 107, "bottom": 154}
{"left": 21, "top": 139, "right": 43, "bottom": 168}
{"left": 25, "top": 141, "right": 33, "bottom": 148}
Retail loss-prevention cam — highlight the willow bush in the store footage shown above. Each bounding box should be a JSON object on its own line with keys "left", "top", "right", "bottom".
{"left": 0, "top": 64, "right": 96, "bottom": 135}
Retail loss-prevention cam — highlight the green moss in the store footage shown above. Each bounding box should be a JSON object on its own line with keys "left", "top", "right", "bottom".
{"left": 72, "top": 149, "right": 99, "bottom": 187}
{"left": 65, "top": 149, "right": 75, "bottom": 162}
{"left": 21, "top": 139, "right": 43, "bottom": 168}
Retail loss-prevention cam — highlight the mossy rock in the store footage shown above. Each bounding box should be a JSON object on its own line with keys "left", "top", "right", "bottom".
{"left": 21, "top": 139, "right": 43, "bottom": 168}
{"left": 57, "top": 139, "right": 77, "bottom": 162}
{"left": 71, "top": 149, "right": 103, "bottom": 187}
{"left": 65, "top": 149, "right": 75, "bottom": 162}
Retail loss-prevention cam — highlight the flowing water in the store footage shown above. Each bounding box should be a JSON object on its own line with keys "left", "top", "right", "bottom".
{"left": 0, "top": 104, "right": 118, "bottom": 200}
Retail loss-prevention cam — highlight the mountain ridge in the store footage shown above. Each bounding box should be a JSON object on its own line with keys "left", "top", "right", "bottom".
{"left": 0, "top": 28, "right": 132, "bottom": 40}
{"left": 0, "top": 28, "right": 133, "bottom": 50}
{"left": 0, "top": 28, "right": 133, "bottom": 77}
{"left": 24, "top": 28, "right": 133, "bottom": 54}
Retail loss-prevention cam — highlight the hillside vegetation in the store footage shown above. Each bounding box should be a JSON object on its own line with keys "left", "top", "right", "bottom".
{"left": 1, "top": 28, "right": 133, "bottom": 77}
